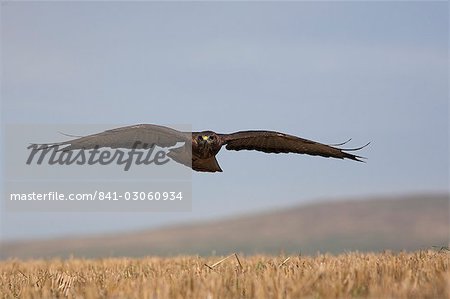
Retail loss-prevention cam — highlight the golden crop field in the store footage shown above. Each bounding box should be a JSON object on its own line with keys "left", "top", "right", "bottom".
{"left": 1, "top": 250, "right": 448, "bottom": 299}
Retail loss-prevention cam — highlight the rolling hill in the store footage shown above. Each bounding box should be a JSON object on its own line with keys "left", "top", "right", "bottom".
{"left": 1, "top": 193, "right": 448, "bottom": 259}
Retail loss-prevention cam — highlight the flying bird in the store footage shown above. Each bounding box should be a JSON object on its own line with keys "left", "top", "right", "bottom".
{"left": 38, "top": 124, "right": 369, "bottom": 172}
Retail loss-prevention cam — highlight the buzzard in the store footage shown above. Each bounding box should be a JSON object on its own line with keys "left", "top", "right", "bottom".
{"left": 40, "top": 124, "right": 369, "bottom": 172}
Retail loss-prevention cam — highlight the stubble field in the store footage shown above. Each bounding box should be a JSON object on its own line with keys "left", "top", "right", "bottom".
{"left": 0, "top": 250, "right": 448, "bottom": 299}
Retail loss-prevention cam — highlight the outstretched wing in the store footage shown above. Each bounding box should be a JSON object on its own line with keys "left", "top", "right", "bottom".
{"left": 35, "top": 124, "right": 191, "bottom": 151}
{"left": 220, "top": 131, "right": 368, "bottom": 162}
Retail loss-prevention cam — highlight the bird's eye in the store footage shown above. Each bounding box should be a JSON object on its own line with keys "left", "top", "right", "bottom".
{"left": 197, "top": 135, "right": 203, "bottom": 141}
{"left": 209, "top": 135, "right": 215, "bottom": 140}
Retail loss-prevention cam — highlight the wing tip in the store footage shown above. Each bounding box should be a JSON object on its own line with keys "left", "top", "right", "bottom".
{"left": 351, "top": 155, "right": 367, "bottom": 163}
{"left": 340, "top": 141, "right": 371, "bottom": 152}
{"left": 342, "top": 141, "right": 370, "bottom": 162}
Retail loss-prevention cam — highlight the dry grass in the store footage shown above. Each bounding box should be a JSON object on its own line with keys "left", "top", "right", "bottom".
{"left": 0, "top": 250, "right": 448, "bottom": 299}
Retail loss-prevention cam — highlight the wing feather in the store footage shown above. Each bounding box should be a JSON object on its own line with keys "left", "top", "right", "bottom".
{"left": 35, "top": 124, "right": 191, "bottom": 151}
{"left": 221, "top": 131, "right": 368, "bottom": 161}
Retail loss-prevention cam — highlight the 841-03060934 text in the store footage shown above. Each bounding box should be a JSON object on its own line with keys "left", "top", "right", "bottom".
{"left": 9, "top": 191, "right": 184, "bottom": 201}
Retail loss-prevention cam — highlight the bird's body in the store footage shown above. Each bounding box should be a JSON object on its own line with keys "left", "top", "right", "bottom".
{"left": 36, "top": 124, "right": 369, "bottom": 172}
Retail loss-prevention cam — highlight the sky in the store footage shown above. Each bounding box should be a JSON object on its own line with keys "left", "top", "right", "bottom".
{"left": 1, "top": 1, "right": 448, "bottom": 241}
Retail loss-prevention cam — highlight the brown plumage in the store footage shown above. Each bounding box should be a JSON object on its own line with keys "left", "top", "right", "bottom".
{"left": 36, "top": 124, "right": 369, "bottom": 173}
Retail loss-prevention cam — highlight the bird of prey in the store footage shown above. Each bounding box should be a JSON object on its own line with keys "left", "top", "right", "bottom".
{"left": 40, "top": 124, "right": 369, "bottom": 172}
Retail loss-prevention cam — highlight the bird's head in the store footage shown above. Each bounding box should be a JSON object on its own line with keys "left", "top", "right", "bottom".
{"left": 192, "top": 131, "right": 223, "bottom": 158}
{"left": 196, "top": 131, "right": 218, "bottom": 146}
